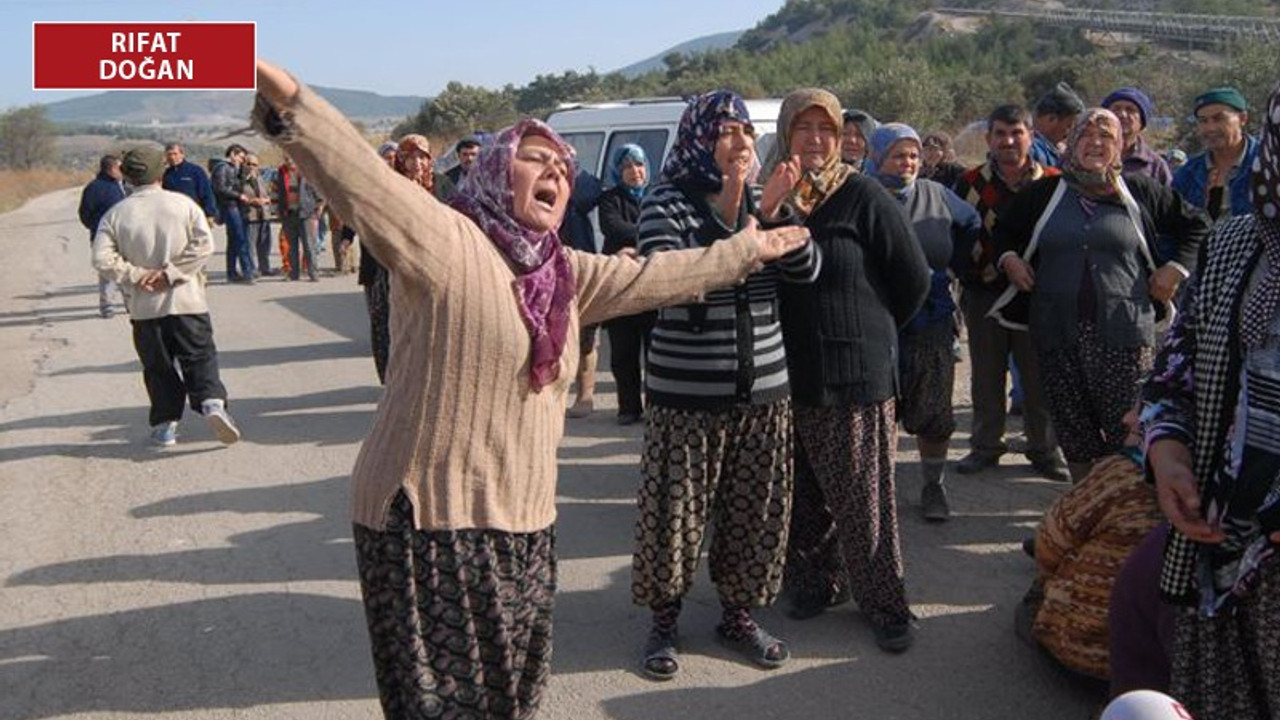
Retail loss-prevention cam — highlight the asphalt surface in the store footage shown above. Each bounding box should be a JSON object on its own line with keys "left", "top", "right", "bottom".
{"left": 0, "top": 188, "right": 1104, "bottom": 719}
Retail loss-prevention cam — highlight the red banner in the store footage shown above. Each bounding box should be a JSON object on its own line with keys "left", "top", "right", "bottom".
{"left": 33, "top": 22, "right": 255, "bottom": 90}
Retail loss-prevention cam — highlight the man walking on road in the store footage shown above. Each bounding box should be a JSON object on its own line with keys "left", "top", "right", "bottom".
{"left": 92, "top": 146, "right": 242, "bottom": 447}
{"left": 77, "top": 153, "right": 128, "bottom": 318}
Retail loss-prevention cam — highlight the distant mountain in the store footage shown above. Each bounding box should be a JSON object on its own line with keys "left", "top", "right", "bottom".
{"left": 613, "top": 30, "right": 747, "bottom": 78}
{"left": 43, "top": 85, "right": 428, "bottom": 126}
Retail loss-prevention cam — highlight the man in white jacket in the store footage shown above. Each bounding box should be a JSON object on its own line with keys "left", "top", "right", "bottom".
{"left": 93, "top": 145, "right": 241, "bottom": 447}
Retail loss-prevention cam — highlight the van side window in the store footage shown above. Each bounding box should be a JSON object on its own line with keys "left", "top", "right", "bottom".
{"left": 558, "top": 132, "right": 604, "bottom": 182}
{"left": 603, "top": 130, "right": 669, "bottom": 188}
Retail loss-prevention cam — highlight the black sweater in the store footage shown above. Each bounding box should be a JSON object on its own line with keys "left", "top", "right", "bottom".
{"left": 779, "top": 174, "right": 930, "bottom": 408}
{"left": 597, "top": 186, "right": 642, "bottom": 255}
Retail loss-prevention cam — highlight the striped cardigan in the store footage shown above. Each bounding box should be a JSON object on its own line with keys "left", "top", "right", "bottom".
{"left": 638, "top": 181, "right": 820, "bottom": 410}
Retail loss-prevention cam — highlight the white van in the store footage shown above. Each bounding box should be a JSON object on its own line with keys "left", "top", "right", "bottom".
{"left": 546, "top": 97, "right": 783, "bottom": 186}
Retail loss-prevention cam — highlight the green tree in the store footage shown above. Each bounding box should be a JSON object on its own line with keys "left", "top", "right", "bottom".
{"left": 0, "top": 105, "right": 55, "bottom": 170}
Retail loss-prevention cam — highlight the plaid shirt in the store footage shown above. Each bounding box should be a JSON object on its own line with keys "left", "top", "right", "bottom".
{"left": 953, "top": 159, "right": 1059, "bottom": 288}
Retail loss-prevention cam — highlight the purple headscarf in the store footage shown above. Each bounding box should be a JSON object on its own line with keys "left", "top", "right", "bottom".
{"left": 661, "top": 90, "right": 754, "bottom": 194}
{"left": 449, "top": 118, "right": 578, "bottom": 391}
{"left": 1242, "top": 83, "right": 1280, "bottom": 348}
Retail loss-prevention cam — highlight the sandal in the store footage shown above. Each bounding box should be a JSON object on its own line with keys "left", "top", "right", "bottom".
{"left": 642, "top": 630, "right": 679, "bottom": 681}
{"left": 715, "top": 622, "right": 790, "bottom": 669}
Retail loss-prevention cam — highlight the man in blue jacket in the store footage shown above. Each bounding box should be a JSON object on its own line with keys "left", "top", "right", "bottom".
{"left": 77, "top": 154, "right": 128, "bottom": 317}
{"left": 161, "top": 142, "right": 217, "bottom": 220}
{"left": 1172, "top": 86, "right": 1260, "bottom": 223}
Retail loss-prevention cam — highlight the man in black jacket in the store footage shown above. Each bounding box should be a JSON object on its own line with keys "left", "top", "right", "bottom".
{"left": 78, "top": 154, "right": 128, "bottom": 317}
{"left": 211, "top": 144, "right": 255, "bottom": 283}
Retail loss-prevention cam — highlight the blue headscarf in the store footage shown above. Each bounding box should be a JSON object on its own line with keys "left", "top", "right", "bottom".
{"left": 609, "top": 143, "right": 650, "bottom": 201}
{"left": 661, "top": 90, "right": 753, "bottom": 194}
{"left": 868, "top": 122, "right": 922, "bottom": 193}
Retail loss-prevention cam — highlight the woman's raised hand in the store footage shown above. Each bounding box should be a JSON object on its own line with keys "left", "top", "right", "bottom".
{"left": 760, "top": 155, "right": 802, "bottom": 219}
{"left": 256, "top": 59, "right": 299, "bottom": 108}
{"left": 736, "top": 216, "right": 810, "bottom": 262}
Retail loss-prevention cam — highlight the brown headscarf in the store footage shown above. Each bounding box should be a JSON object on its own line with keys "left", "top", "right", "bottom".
{"left": 763, "top": 88, "right": 854, "bottom": 219}
{"left": 395, "top": 133, "right": 434, "bottom": 193}
{"left": 1241, "top": 83, "right": 1280, "bottom": 348}
{"left": 1060, "top": 108, "right": 1124, "bottom": 201}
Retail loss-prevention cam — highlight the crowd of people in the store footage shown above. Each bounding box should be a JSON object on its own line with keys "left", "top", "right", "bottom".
{"left": 76, "top": 56, "right": 1280, "bottom": 720}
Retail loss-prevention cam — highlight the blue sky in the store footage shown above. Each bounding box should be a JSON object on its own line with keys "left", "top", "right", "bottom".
{"left": 3, "top": 0, "right": 785, "bottom": 109}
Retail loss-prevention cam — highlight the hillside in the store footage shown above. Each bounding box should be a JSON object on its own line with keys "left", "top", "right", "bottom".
{"left": 43, "top": 85, "right": 428, "bottom": 127}
{"left": 614, "top": 30, "right": 746, "bottom": 78}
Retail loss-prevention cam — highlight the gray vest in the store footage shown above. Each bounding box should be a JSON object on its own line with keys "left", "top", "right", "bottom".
{"left": 903, "top": 180, "right": 953, "bottom": 271}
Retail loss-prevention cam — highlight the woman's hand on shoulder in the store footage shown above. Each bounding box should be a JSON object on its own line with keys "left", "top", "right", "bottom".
{"left": 736, "top": 216, "right": 810, "bottom": 262}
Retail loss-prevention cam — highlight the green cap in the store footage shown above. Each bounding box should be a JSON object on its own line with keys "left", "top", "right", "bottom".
{"left": 1194, "top": 87, "right": 1248, "bottom": 114}
{"left": 121, "top": 145, "right": 165, "bottom": 185}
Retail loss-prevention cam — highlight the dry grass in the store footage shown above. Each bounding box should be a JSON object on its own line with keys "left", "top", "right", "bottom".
{"left": 0, "top": 168, "right": 92, "bottom": 214}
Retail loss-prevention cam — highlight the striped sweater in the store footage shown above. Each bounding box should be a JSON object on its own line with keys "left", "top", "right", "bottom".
{"left": 638, "top": 181, "right": 821, "bottom": 409}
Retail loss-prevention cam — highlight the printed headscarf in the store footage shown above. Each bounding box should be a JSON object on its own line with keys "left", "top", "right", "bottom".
{"left": 660, "top": 90, "right": 753, "bottom": 194}
{"left": 763, "top": 88, "right": 853, "bottom": 219}
{"left": 449, "top": 119, "right": 578, "bottom": 391}
{"left": 1242, "top": 83, "right": 1280, "bottom": 348}
{"left": 867, "top": 123, "right": 922, "bottom": 195}
{"left": 1060, "top": 108, "right": 1125, "bottom": 202}
{"left": 608, "top": 143, "right": 649, "bottom": 201}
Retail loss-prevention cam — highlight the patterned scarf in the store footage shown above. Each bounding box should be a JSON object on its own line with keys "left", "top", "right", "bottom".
{"left": 1242, "top": 83, "right": 1280, "bottom": 348}
{"left": 763, "top": 88, "right": 853, "bottom": 219}
{"left": 661, "top": 90, "right": 753, "bottom": 194}
{"left": 1061, "top": 108, "right": 1125, "bottom": 206}
{"left": 448, "top": 119, "right": 578, "bottom": 391}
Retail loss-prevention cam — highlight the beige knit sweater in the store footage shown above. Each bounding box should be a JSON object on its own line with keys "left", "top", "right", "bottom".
{"left": 267, "top": 84, "right": 766, "bottom": 532}
{"left": 92, "top": 185, "right": 213, "bottom": 320}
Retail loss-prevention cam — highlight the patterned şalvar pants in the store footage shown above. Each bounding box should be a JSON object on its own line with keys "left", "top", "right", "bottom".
{"left": 1172, "top": 557, "right": 1280, "bottom": 720}
{"left": 898, "top": 322, "right": 958, "bottom": 442}
{"left": 1036, "top": 322, "right": 1152, "bottom": 464}
{"left": 631, "top": 399, "right": 793, "bottom": 610}
{"left": 786, "top": 399, "right": 911, "bottom": 627}
{"left": 353, "top": 492, "right": 555, "bottom": 720}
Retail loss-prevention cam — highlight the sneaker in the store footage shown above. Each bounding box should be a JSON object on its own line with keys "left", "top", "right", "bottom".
{"left": 150, "top": 421, "right": 178, "bottom": 447}
{"left": 920, "top": 483, "right": 951, "bottom": 522}
{"left": 955, "top": 451, "right": 1000, "bottom": 474}
{"left": 872, "top": 620, "right": 915, "bottom": 654}
{"left": 201, "top": 399, "right": 241, "bottom": 445}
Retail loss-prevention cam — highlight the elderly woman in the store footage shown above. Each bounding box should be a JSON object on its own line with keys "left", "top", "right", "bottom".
{"left": 357, "top": 134, "right": 448, "bottom": 384}
{"left": 630, "top": 91, "right": 820, "bottom": 680}
{"left": 866, "top": 123, "right": 981, "bottom": 521}
{"left": 994, "top": 109, "right": 1209, "bottom": 481}
{"left": 252, "top": 61, "right": 810, "bottom": 720}
{"left": 1142, "top": 83, "right": 1280, "bottom": 720}
{"left": 598, "top": 144, "right": 654, "bottom": 425}
{"left": 768, "top": 89, "right": 930, "bottom": 651}
{"left": 840, "top": 108, "right": 878, "bottom": 172}
{"left": 919, "top": 130, "right": 967, "bottom": 189}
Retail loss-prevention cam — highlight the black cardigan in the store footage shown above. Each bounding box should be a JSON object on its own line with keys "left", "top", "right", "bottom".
{"left": 597, "top": 186, "right": 642, "bottom": 255}
{"left": 779, "top": 174, "right": 931, "bottom": 408}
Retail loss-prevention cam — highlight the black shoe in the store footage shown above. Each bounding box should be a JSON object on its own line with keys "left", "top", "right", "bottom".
{"left": 1022, "top": 536, "right": 1036, "bottom": 559}
{"left": 1028, "top": 453, "right": 1071, "bottom": 483}
{"left": 920, "top": 483, "right": 951, "bottom": 522}
{"left": 715, "top": 622, "right": 789, "bottom": 669}
{"left": 641, "top": 629, "right": 679, "bottom": 681}
{"left": 956, "top": 451, "right": 1000, "bottom": 474}
{"left": 617, "top": 412, "right": 642, "bottom": 426}
{"left": 872, "top": 621, "right": 915, "bottom": 654}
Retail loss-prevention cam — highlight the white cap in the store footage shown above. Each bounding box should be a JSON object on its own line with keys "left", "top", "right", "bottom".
{"left": 1100, "top": 690, "right": 1195, "bottom": 720}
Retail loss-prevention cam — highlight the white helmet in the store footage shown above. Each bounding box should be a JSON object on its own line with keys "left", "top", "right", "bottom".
{"left": 1100, "top": 690, "right": 1194, "bottom": 720}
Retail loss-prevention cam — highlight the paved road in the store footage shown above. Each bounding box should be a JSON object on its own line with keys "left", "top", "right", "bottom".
{"left": 0, "top": 188, "right": 1103, "bottom": 719}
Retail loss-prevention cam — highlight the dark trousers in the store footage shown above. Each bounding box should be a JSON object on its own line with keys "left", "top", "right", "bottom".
{"left": 282, "top": 211, "right": 314, "bottom": 279}
{"left": 605, "top": 311, "right": 655, "bottom": 417}
{"left": 222, "top": 204, "right": 255, "bottom": 279}
{"left": 960, "top": 285, "right": 1057, "bottom": 458}
{"left": 131, "top": 313, "right": 228, "bottom": 426}
{"left": 247, "top": 219, "right": 273, "bottom": 274}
